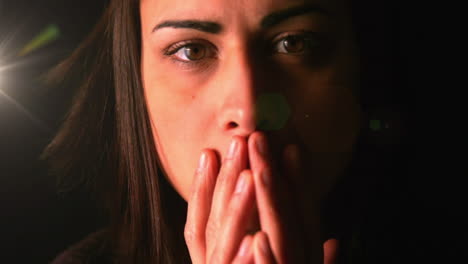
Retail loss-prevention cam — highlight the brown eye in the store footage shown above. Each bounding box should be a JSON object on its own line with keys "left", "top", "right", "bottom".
{"left": 166, "top": 42, "right": 211, "bottom": 62}
{"left": 282, "top": 35, "right": 305, "bottom": 53}
{"left": 273, "top": 33, "right": 320, "bottom": 55}
{"left": 182, "top": 44, "right": 206, "bottom": 61}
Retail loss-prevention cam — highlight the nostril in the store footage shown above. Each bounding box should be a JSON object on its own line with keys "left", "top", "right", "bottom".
{"left": 227, "top": 122, "right": 238, "bottom": 129}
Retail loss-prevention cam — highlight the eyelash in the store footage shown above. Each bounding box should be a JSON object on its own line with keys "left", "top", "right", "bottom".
{"left": 163, "top": 31, "right": 322, "bottom": 66}
{"left": 163, "top": 39, "right": 217, "bottom": 66}
{"left": 271, "top": 31, "right": 321, "bottom": 55}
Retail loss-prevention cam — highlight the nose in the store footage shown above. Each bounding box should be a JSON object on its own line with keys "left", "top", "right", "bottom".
{"left": 217, "top": 48, "right": 260, "bottom": 137}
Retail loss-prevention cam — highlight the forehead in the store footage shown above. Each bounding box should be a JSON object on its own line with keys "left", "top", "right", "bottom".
{"left": 140, "top": 0, "right": 341, "bottom": 29}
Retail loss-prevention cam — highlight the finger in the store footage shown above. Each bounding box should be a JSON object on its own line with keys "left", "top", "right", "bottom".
{"left": 323, "top": 238, "right": 339, "bottom": 264}
{"left": 208, "top": 170, "right": 255, "bottom": 264}
{"left": 211, "top": 137, "right": 248, "bottom": 216}
{"left": 185, "top": 149, "right": 219, "bottom": 264}
{"left": 232, "top": 235, "right": 255, "bottom": 264}
{"left": 253, "top": 232, "right": 277, "bottom": 264}
{"left": 248, "top": 132, "right": 289, "bottom": 263}
{"left": 206, "top": 136, "right": 248, "bottom": 256}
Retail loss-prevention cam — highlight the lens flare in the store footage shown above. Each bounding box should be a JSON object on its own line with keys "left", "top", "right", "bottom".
{"left": 18, "top": 24, "right": 60, "bottom": 57}
{"left": 256, "top": 92, "right": 291, "bottom": 131}
{"left": 370, "top": 119, "right": 381, "bottom": 132}
{"left": 0, "top": 21, "right": 54, "bottom": 134}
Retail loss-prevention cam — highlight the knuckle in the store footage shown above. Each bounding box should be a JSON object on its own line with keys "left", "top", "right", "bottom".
{"left": 208, "top": 249, "right": 225, "bottom": 264}
{"left": 205, "top": 220, "right": 219, "bottom": 243}
{"left": 184, "top": 223, "right": 197, "bottom": 245}
{"left": 216, "top": 172, "right": 228, "bottom": 187}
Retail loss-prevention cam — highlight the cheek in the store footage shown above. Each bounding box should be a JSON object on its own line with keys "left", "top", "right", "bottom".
{"left": 294, "top": 83, "right": 361, "bottom": 152}
{"left": 142, "top": 67, "right": 214, "bottom": 200}
{"left": 289, "top": 75, "right": 361, "bottom": 195}
{"left": 146, "top": 101, "right": 202, "bottom": 200}
{"left": 286, "top": 30, "right": 361, "bottom": 155}
{"left": 145, "top": 96, "right": 197, "bottom": 200}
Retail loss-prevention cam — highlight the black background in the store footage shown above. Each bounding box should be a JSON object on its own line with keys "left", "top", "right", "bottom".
{"left": 0, "top": 0, "right": 463, "bottom": 263}
{"left": 0, "top": 0, "right": 106, "bottom": 262}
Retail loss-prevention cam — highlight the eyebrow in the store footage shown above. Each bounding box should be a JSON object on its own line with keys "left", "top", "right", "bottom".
{"left": 152, "top": 20, "right": 222, "bottom": 34}
{"left": 152, "top": 4, "right": 328, "bottom": 34}
{"left": 260, "top": 4, "right": 329, "bottom": 28}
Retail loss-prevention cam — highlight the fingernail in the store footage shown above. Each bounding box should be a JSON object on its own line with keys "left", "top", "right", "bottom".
{"left": 235, "top": 173, "right": 247, "bottom": 194}
{"left": 258, "top": 233, "right": 270, "bottom": 255}
{"left": 197, "top": 153, "right": 207, "bottom": 172}
{"left": 256, "top": 135, "right": 266, "bottom": 156}
{"left": 227, "top": 139, "right": 238, "bottom": 159}
{"left": 238, "top": 237, "right": 252, "bottom": 257}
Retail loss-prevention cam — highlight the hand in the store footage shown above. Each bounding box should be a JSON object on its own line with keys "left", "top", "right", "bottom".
{"left": 244, "top": 132, "right": 324, "bottom": 263}
{"left": 234, "top": 132, "right": 339, "bottom": 263}
{"left": 231, "top": 231, "right": 277, "bottom": 264}
{"left": 185, "top": 132, "right": 336, "bottom": 263}
{"left": 185, "top": 136, "right": 260, "bottom": 264}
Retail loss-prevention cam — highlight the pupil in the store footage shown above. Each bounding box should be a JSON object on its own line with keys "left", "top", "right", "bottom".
{"left": 185, "top": 46, "right": 203, "bottom": 60}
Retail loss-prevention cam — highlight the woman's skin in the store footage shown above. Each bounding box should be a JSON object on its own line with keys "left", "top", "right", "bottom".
{"left": 140, "top": 0, "right": 361, "bottom": 262}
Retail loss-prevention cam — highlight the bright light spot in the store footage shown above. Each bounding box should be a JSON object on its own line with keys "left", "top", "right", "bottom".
{"left": 0, "top": 19, "right": 54, "bottom": 134}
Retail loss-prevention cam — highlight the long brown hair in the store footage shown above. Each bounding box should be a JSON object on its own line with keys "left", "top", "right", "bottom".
{"left": 42, "top": 0, "right": 189, "bottom": 262}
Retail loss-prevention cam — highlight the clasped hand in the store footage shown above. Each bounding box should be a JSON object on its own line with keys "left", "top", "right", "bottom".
{"left": 185, "top": 132, "right": 325, "bottom": 264}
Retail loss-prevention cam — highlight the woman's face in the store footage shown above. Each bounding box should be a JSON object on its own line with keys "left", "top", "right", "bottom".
{"left": 140, "top": 0, "right": 361, "bottom": 200}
